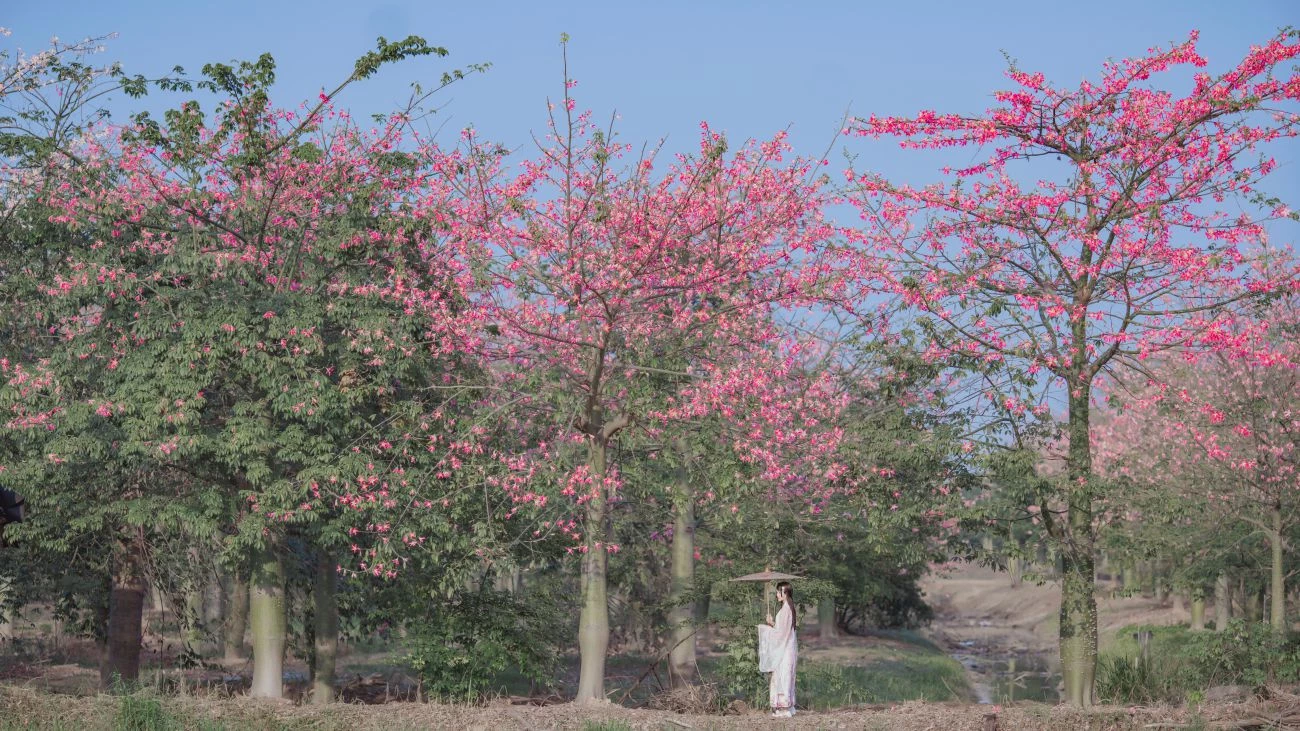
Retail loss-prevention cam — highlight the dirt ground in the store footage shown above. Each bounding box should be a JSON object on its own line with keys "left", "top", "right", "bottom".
{"left": 7, "top": 564, "right": 1286, "bottom": 730}
{"left": 5, "top": 683, "right": 1297, "bottom": 731}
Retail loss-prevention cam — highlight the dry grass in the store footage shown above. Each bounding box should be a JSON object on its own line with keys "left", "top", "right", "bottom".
{"left": 5, "top": 684, "right": 1299, "bottom": 731}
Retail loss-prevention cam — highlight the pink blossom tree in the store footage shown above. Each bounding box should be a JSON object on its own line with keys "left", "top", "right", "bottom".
{"left": 844, "top": 30, "right": 1300, "bottom": 705}
{"left": 7, "top": 41, "right": 493, "bottom": 697}
{"left": 445, "top": 52, "right": 835, "bottom": 699}
{"left": 1098, "top": 293, "right": 1299, "bottom": 633}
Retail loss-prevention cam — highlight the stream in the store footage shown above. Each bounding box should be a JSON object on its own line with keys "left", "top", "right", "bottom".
{"left": 948, "top": 638, "right": 1060, "bottom": 704}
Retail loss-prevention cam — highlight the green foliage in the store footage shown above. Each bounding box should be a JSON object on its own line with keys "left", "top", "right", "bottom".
{"left": 1096, "top": 654, "right": 1176, "bottom": 705}
{"left": 1186, "top": 620, "right": 1300, "bottom": 687}
{"left": 113, "top": 695, "right": 171, "bottom": 731}
{"left": 404, "top": 589, "right": 561, "bottom": 702}
{"left": 800, "top": 654, "right": 968, "bottom": 708}
{"left": 1099, "top": 622, "right": 1300, "bottom": 703}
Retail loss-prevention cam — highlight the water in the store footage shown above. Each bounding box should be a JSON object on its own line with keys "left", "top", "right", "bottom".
{"left": 950, "top": 640, "right": 1060, "bottom": 704}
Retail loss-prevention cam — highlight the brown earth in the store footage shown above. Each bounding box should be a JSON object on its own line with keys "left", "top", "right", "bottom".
{"left": 7, "top": 564, "right": 1283, "bottom": 730}
{"left": 4, "top": 683, "right": 1296, "bottom": 731}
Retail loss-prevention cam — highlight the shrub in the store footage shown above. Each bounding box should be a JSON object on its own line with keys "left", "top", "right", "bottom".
{"left": 1100, "top": 621, "right": 1300, "bottom": 703}
{"left": 1185, "top": 620, "right": 1300, "bottom": 687}
{"left": 404, "top": 589, "right": 560, "bottom": 703}
{"left": 1096, "top": 654, "right": 1179, "bottom": 704}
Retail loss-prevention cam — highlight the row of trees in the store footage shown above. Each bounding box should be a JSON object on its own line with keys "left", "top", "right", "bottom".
{"left": 1, "top": 27, "right": 1298, "bottom": 707}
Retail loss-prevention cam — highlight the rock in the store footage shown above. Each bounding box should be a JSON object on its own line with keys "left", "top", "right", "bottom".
{"left": 1204, "top": 685, "right": 1250, "bottom": 702}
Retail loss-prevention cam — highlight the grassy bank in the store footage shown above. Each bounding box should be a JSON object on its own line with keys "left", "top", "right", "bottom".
{"left": 1096, "top": 621, "right": 1300, "bottom": 704}
{"left": 795, "top": 629, "right": 972, "bottom": 708}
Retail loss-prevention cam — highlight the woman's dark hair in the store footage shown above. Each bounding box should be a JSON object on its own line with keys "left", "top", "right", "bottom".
{"left": 776, "top": 581, "right": 797, "bottom": 628}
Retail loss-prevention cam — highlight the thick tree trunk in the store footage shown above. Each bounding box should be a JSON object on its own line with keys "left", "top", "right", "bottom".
{"left": 493, "top": 565, "right": 522, "bottom": 594}
{"left": 1140, "top": 561, "right": 1154, "bottom": 598}
{"left": 1190, "top": 593, "right": 1206, "bottom": 630}
{"left": 249, "top": 546, "right": 287, "bottom": 698}
{"left": 1060, "top": 544, "right": 1097, "bottom": 707}
{"left": 100, "top": 537, "right": 147, "bottom": 690}
{"left": 1215, "top": 574, "right": 1232, "bottom": 632}
{"left": 1246, "top": 588, "right": 1262, "bottom": 623}
{"left": 575, "top": 439, "right": 611, "bottom": 704}
{"left": 1059, "top": 380, "right": 1098, "bottom": 708}
{"left": 1271, "top": 503, "right": 1286, "bottom": 633}
{"left": 667, "top": 446, "right": 697, "bottom": 688}
{"left": 311, "top": 555, "right": 338, "bottom": 705}
{"left": 819, "top": 599, "right": 839, "bottom": 639}
{"left": 223, "top": 568, "right": 250, "bottom": 663}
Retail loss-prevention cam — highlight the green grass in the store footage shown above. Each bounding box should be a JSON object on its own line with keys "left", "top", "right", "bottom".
{"left": 799, "top": 654, "right": 970, "bottom": 709}
{"left": 797, "top": 628, "right": 971, "bottom": 708}
{"left": 1096, "top": 621, "right": 1300, "bottom": 705}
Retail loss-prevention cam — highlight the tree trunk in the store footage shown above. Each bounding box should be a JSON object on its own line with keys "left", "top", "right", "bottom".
{"left": 1059, "top": 379, "right": 1098, "bottom": 708}
{"left": 1009, "top": 538, "right": 1024, "bottom": 588}
{"left": 1122, "top": 562, "right": 1138, "bottom": 593}
{"left": 1190, "top": 593, "right": 1206, "bottom": 631}
{"left": 311, "top": 555, "right": 338, "bottom": 705}
{"left": 1215, "top": 573, "right": 1231, "bottom": 632}
{"left": 1246, "top": 588, "right": 1262, "bottom": 623}
{"left": 1153, "top": 558, "right": 1168, "bottom": 605}
{"left": 0, "top": 576, "right": 13, "bottom": 641}
{"left": 695, "top": 588, "right": 711, "bottom": 647}
{"left": 249, "top": 545, "right": 287, "bottom": 698}
{"left": 819, "top": 598, "right": 839, "bottom": 639}
{"left": 667, "top": 445, "right": 697, "bottom": 688}
{"left": 184, "top": 551, "right": 204, "bottom": 651}
{"left": 223, "top": 568, "right": 250, "bottom": 663}
{"left": 575, "top": 439, "right": 611, "bottom": 704}
{"left": 100, "top": 536, "right": 147, "bottom": 690}
{"left": 205, "top": 574, "right": 223, "bottom": 627}
{"left": 1271, "top": 503, "right": 1286, "bottom": 633}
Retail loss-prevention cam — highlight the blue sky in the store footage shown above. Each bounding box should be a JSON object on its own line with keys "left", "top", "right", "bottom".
{"left": 5, "top": 1, "right": 1298, "bottom": 235}
{"left": 5, "top": 1, "right": 1297, "bottom": 420}
{"left": 6, "top": 1, "right": 1296, "bottom": 157}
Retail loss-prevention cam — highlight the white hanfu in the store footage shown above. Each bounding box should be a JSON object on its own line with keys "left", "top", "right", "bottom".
{"left": 767, "top": 602, "right": 797, "bottom": 715}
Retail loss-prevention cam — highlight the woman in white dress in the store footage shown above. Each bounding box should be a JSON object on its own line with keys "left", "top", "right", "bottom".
{"left": 765, "top": 581, "right": 798, "bottom": 717}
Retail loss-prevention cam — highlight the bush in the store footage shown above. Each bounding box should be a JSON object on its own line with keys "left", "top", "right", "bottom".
{"left": 1185, "top": 620, "right": 1300, "bottom": 687}
{"left": 716, "top": 625, "right": 767, "bottom": 708}
{"left": 1099, "top": 621, "right": 1300, "bottom": 703}
{"left": 1096, "top": 654, "right": 1181, "bottom": 704}
{"left": 404, "top": 589, "right": 560, "bottom": 703}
